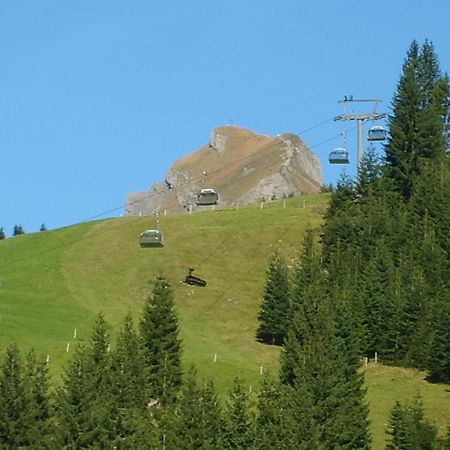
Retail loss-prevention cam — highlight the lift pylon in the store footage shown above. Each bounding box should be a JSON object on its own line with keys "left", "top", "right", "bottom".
{"left": 333, "top": 97, "right": 386, "bottom": 174}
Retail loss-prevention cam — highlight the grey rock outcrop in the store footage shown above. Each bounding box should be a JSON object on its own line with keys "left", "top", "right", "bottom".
{"left": 125, "top": 126, "right": 322, "bottom": 216}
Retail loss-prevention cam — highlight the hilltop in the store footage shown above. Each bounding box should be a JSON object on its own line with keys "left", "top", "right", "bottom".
{"left": 125, "top": 125, "right": 322, "bottom": 216}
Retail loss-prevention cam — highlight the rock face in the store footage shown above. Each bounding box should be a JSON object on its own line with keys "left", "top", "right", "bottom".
{"left": 125, "top": 126, "right": 322, "bottom": 216}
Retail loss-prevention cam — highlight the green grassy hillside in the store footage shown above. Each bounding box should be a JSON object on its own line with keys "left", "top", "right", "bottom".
{"left": 1, "top": 192, "right": 449, "bottom": 448}
{"left": 0, "top": 194, "right": 327, "bottom": 381}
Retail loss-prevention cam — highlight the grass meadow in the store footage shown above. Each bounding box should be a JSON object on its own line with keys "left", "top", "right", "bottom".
{"left": 1, "top": 192, "right": 449, "bottom": 448}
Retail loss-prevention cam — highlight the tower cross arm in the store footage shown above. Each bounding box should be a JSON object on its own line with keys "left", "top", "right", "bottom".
{"left": 334, "top": 112, "right": 386, "bottom": 122}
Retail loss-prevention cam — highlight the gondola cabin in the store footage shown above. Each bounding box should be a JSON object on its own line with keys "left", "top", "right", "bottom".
{"left": 328, "top": 148, "right": 349, "bottom": 164}
{"left": 196, "top": 188, "right": 219, "bottom": 206}
{"left": 139, "top": 229, "right": 164, "bottom": 248}
{"left": 368, "top": 125, "right": 387, "bottom": 142}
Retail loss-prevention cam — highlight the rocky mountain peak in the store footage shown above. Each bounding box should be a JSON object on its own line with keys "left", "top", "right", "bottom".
{"left": 125, "top": 125, "right": 322, "bottom": 216}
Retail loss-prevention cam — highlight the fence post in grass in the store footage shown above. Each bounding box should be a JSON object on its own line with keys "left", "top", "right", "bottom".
{"left": 46, "top": 355, "right": 50, "bottom": 364}
{"left": 73, "top": 328, "right": 77, "bottom": 339}
{"left": 66, "top": 343, "right": 70, "bottom": 352}
{"left": 283, "top": 199, "right": 286, "bottom": 208}
{"left": 235, "top": 202, "right": 239, "bottom": 211}
{"left": 303, "top": 199, "right": 306, "bottom": 209}
{"left": 260, "top": 202, "right": 264, "bottom": 209}
{"left": 260, "top": 365, "right": 263, "bottom": 376}
{"left": 213, "top": 352, "right": 217, "bottom": 363}
{"left": 364, "top": 356, "right": 368, "bottom": 366}
{"left": 374, "top": 352, "right": 378, "bottom": 364}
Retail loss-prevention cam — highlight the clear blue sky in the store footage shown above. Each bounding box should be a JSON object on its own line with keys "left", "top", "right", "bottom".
{"left": 1, "top": 1, "right": 449, "bottom": 234}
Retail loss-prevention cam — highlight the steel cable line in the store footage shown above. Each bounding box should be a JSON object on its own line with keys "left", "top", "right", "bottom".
{"left": 296, "top": 117, "right": 335, "bottom": 136}
{"left": 309, "top": 123, "right": 358, "bottom": 150}
{"left": 175, "top": 199, "right": 314, "bottom": 314}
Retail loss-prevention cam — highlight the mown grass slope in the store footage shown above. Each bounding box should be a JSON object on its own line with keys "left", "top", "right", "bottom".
{"left": 1, "top": 192, "right": 449, "bottom": 448}
{"left": 0, "top": 194, "right": 327, "bottom": 382}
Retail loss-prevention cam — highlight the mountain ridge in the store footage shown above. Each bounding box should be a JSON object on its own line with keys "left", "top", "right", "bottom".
{"left": 125, "top": 125, "right": 322, "bottom": 216}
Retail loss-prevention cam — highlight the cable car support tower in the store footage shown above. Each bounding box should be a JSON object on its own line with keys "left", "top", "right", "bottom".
{"left": 333, "top": 96, "right": 386, "bottom": 175}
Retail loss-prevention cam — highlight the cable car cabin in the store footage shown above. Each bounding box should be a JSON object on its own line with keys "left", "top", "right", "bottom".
{"left": 368, "top": 125, "right": 387, "bottom": 142}
{"left": 196, "top": 188, "right": 219, "bottom": 206}
{"left": 328, "top": 148, "right": 349, "bottom": 164}
{"left": 139, "top": 230, "right": 164, "bottom": 248}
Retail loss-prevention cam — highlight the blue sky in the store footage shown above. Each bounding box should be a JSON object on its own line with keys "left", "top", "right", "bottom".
{"left": 1, "top": 1, "right": 449, "bottom": 234}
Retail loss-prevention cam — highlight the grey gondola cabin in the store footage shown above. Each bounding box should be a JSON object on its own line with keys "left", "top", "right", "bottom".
{"left": 196, "top": 188, "right": 219, "bottom": 206}
{"left": 368, "top": 125, "right": 387, "bottom": 141}
{"left": 328, "top": 148, "right": 349, "bottom": 164}
{"left": 139, "top": 230, "right": 164, "bottom": 248}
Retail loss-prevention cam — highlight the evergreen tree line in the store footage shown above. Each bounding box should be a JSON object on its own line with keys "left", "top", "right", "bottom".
{"left": 0, "top": 274, "right": 367, "bottom": 449}
{"left": 320, "top": 39, "right": 450, "bottom": 382}
{"left": 255, "top": 39, "right": 450, "bottom": 447}
{"left": 1, "top": 277, "right": 449, "bottom": 448}
{"left": 0, "top": 224, "right": 47, "bottom": 239}
{"left": 256, "top": 230, "right": 450, "bottom": 448}
{"left": 0, "top": 276, "right": 210, "bottom": 449}
{"left": 258, "top": 39, "right": 450, "bottom": 380}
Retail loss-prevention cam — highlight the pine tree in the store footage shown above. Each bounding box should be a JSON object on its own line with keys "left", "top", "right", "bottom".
{"left": 175, "top": 366, "right": 222, "bottom": 450}
{"left": 386, "top": 396, "right": 437, "bottom": 450}
{"left": 110, "top": 313, "right": 157, "bottom": 447}
{"left": 385, "top": 40, "right": 449, "bottom": 199}
{"left": 386, "top": 401, "right": 414, "bottom": 450}
{"left": 256, "top": 251, "right": 291, "bottom": 345}
{"left": 140, "top": 275, "right": 182, "bottom": 405}
{"left": 255, "top": 372, "right": 300, "bottom": 449}
{"left": 22, "top": 349, "right": 54, "bottom": 448}
{"left": 280, "top": 229, "right": 371, "bottom": 449}
{"left": 427, "top": 290, "right": 450, "bottom": 383}
{"left": 357, "top": 144, "right": 384, "bottom": 197}
{"left": 55, "top": 313, "right": 117, "bottom": 448}
{"left": 321, "top": 173, "right": 358, "bottom": 264}
{"left": 111, "top": 312, "right": 147, "bottom": 410}
{"left": 0, "top": 344, "right": 28, "bottom": 449}
{"left": 0, "top": 227, "right": 5, "bottom": 240}
{"left": 13, "top": 224, "right": 25, "bottom": 236}
{"left": 220, "top": 377, "right": 255, "bottom": 449}
{"left": 280, "top": 228, "right": 324, "bottom": 385}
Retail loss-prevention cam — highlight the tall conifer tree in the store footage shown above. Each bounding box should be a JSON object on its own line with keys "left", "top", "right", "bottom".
{"left": 256, "top": 251, "right": 290, "bottom": 345}
{"left": 110, "top": 313, "right": 156, "bottom": 447}
{"left": 280, "top": 231, "right": 371, "bottom": 448}
{"left": 385, "top": 40, "right": 449, "bottom": 199}
{"left": 386, "top": 396, "right": 437, "bottom": 450}
{"left": 22, "top": 349, "right": 53, "bottom": 448}
{"left": 175, "top": 366, "right": 222, "bottom": 450}
{"left": 0, "top": 344, "right": 28, "bottom": 448}
{"left": 55, "top": 313, "right": 117, "bottom": 448}
{"left": 220, "top": 377, "right": 255, "bottom": 450}
{"left": 140, "top": 275, "right": 182, "bottom": 405}
{"left": 111, "top": 313, "right": 147, "bottom": 410}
